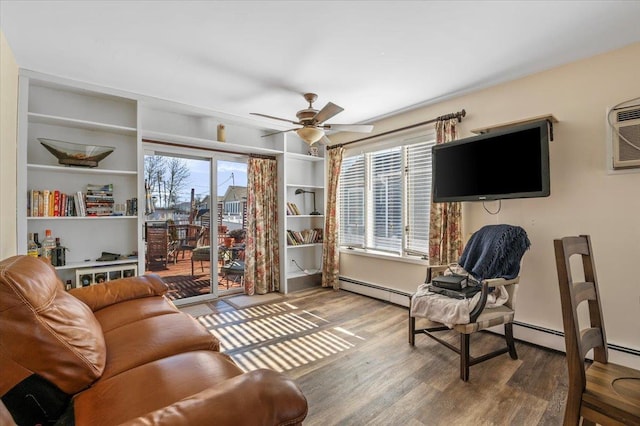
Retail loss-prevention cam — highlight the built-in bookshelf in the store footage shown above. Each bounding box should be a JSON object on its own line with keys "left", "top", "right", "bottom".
{"left": 17, "top": 74, "right": 141, "bottom": 286}
{"left": 282, "top": 149, "right": 325, "bottom": 291}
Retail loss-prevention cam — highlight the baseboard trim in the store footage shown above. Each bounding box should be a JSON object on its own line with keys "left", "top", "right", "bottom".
{"left": 339, "top": 276, "right": 640, "bottom": 367}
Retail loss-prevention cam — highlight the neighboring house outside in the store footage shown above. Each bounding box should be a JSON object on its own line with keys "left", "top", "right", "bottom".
{"left": 221, "top": 186, "right": 247, "bottom": 224}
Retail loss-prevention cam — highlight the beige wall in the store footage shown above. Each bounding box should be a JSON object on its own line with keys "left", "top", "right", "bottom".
{"left": 0, "top": 30, "right": 18, "bottom": 260}
{"left": 336, "top": 43, "right": 640, "bottom": 360}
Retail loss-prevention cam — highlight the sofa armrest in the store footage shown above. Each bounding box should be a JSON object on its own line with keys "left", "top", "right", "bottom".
{"left": 68, "top": 274, "right": 168, "bottom": 312}
{"left": 118, "top": 369, "right": 308, "bottom": 426}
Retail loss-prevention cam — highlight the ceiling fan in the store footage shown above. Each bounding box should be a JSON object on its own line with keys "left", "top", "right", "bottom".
{"left": 251, "top": 93, "right": 374, "bottom": 145}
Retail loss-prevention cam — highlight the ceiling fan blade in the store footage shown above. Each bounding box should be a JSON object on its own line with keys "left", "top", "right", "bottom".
{"left": 250, "top": 112, "right": 300, "bottom": 126}
{"left": 318, "top": 135, "right": 332, "bottom": 146}
{"left": 323, "top": 124, "right": 374, "bottom": 133}
{"left": 261, "top": 127, "right": 300, "bottom": 137}
{"left": 313, "top": 102, "right": 344, "bottom": 124}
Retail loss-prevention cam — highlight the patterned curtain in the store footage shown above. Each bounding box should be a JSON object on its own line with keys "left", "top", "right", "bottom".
{"left": 245, "top": 157, "right": 280, "bottom": 295}
{"left": 428, "top": 119, "right": 463, "bottom": 264}
{"left": 322, "top": 146, "right": 344, "bottom": 289}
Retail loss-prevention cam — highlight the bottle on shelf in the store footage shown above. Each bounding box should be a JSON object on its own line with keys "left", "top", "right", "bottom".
{"left": 54, "top": 237, "right": 66, "bottom": 267}
{"left": 27, "top": 233, "right": 39, "bottom": 258}
{"left": 41, "top": 229, "right": 56, "bottom": 265}
{"left": 33, "top": 232, "right": 42, "bottom": 257}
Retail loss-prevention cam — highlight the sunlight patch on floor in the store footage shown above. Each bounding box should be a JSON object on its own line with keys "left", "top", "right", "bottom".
{"left": 232, "top": 329, "right": 357, "bottom": 373}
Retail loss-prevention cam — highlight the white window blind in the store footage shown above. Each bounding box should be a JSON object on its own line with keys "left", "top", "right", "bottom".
{"left": 338, "top": 133, "right": 435, "bottom": 257}
{"left": 370, "top": 148, "right": 402, "bottom": 253}
{"left": 405, "top": 141, "right": 434, "bottom": 256}
{"left": 339, "top": 155, "right": 365, "bottom": 247}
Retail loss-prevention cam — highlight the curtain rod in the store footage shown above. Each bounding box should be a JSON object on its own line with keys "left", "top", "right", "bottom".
{"left": 327, "top": 109, "right": 466, "bottom": 150}
{"left": 142, "top": 138, "right": 276, "bottom": 159}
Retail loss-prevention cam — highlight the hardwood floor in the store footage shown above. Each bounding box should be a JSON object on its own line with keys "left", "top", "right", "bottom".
{"left": 192, "top": 287, "right": 568, "bottom": 425}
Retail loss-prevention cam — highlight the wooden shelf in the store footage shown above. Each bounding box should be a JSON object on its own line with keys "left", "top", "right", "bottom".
{"left": 28, "top": 112, "right": 137, "bottom": 135}
{"left": 56, "top": 258, "right": 138, "bottom": 271}
{"left": 286, "top": 152, "right": 324, "bottom": 162}
{"left": 471, "top": 114, "right": 558, "bottom": 135}
{"left": 287, "top": 270, "right": 321, "bottom": 279}
{"left": 142, "top": 130, "right": 282, "bottom": 156}
{"left": 28, "top": 164, "right": 137, "bottom": 175}
{"left": 287, "top": 243, "right": 323, "bottom": 249}
{"left": 28, "top": 215, "right": 137, "bottom": 220}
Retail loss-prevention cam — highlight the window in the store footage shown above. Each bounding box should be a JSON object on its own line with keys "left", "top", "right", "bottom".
{"left": 339, "top": 138, "right": 435, "bottom": 257}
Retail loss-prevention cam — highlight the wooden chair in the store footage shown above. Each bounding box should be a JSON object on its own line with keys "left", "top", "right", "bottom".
{"left": 554, "top": 235, "right": 640, "bottom": 425}
{"left": 177, "top": 224, "right": 203, "bottom": 260}
{"left": 145, "top": 225, "right": 169, "bottom": 267}
{"left": 190, "top": 228, "right": 211, "bottom": 276}
{"left": 409, "top": 266, "right": 520, "bottom": 381}
{"left": 409, "top": 224, "right": 530, "bottom": 381}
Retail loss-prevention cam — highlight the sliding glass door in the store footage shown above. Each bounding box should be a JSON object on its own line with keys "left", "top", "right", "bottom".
{"left": 142, "top": 143, "right": 248, "bottom": 304}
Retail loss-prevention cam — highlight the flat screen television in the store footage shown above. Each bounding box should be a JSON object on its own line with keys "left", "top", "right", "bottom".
{"left": 432, "top": 120, "right": 550, "bottom": 202}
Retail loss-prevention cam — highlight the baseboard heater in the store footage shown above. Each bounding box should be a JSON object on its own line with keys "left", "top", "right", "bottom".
{"left": 338, "top": 276, "right": 640, "bottom": 360}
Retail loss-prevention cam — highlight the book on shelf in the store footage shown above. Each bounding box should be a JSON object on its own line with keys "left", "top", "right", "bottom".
{"left": 28, "top": 183, "right": 123, "bottom": 217}
{"left": 286, "top": 202, "right": 302, "bottom": 215}
{"left": 53, "top": 190, "right": 60, "bottom": 217}
{"left": 42, "top": 189, "right": 50, "bottom": 217}
{"left": 29, "top": 189, "right": 77, "bottom": 217}
{"left": 286, "top": 228, "right": 323, "bottom": 245}
{"left": 74, "top": 192, "right": 86, "bottom": 217}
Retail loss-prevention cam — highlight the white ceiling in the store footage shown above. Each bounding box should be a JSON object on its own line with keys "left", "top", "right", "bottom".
{"left": 2, "top": 1, "right": 640, "bottom": 131}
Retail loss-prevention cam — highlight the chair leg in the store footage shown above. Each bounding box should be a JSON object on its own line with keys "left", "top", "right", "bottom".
{"left": 409, "top": 315, "right": 416, "bottom": 346}
{"left": 505, "top": 322, "right": 518, "bottom": 359}
{"left": 563, "top": 387, "right": 584, "bottom": 426}
{"left": 460, "top": 333, "right": 470, "bottom": 382}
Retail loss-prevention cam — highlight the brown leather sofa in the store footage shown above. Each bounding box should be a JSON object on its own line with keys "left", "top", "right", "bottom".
{"left": 0, "top": 255, "right": 308, "bottom": 425}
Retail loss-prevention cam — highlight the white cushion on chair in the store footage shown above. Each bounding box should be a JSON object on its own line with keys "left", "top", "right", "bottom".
{"left": 410, "top": 284, "right": 476, "bottom": 327}
{"left": 410, "top": 283, "right": 512, "bottom": 328}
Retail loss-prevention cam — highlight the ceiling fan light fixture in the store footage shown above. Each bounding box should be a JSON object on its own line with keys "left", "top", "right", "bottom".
{"left": 296, "top": 126, "right": 324, "bottom": 145}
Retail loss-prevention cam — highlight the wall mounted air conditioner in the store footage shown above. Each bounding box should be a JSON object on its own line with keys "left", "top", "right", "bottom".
{"left": 611, "top": 104, "right": 640, "bottom": 169}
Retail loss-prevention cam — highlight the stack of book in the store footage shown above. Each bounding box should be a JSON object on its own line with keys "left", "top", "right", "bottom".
{"left": 85, "top": 184, "right": 114, "bottom": 216}
{"left": 286, "top": 228, "right": 323, "bottom": 245}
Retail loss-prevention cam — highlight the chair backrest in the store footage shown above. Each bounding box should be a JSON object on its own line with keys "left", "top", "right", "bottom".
{"left": 146, "top": 226, "right": 168, "bottom": 256}
{"left": 553, "top": 235, "right": 608, "bottom": 391}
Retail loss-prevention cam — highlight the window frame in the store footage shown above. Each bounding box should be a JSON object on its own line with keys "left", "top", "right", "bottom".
{"left": 338, "top": 131, "right": 436, "bottom": 259}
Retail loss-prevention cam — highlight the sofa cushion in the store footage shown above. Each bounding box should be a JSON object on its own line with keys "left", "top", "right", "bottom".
{"left": 93, "top": 296, "right": 179, "bottom": 332}
{"left": 0, "top": 256, "right": 106, "bottom": 395}
{"left": 73, "top": 350, "right": 243, "bottom": 426}
{"left": 100, "top": 311, "right": 220, "bottom": 380}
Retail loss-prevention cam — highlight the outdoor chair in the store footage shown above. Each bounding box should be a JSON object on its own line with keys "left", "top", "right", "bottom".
{"left": 177, "top": 224, "right": 203, "bottom": 260}
{"left": 145, "top": 225, "right": 169, "bottom": 268}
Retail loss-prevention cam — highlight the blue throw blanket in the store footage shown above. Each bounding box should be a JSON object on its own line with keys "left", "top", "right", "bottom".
{"left": 458, "top": 224, "right": 530, "bottom": 281}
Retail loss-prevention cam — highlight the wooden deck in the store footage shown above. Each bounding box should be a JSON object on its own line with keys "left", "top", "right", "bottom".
{"left": 145, "top": 250, "right": 243, "bottom": 301}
